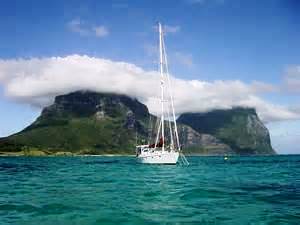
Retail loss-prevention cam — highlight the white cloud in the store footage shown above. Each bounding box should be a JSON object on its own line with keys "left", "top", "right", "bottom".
{"left": 153, "top": 24, "right": 181, "bottom": 34}
{"left": 0, "top": 55, "right": 299, "bottom": 123}
{"left": 67, "top": 19, "right": 90, "bottom": 36}
{"left": 250, "top": 80, "right": 278, "bottom": 93}
{"left": 143, "top": 45, "right": 194, "bottom": 69}
{"left": 93, "top": 26, "right": 109, "bottom": 37}
{"left": 67, "top": 18, "right": 109, "bottom": 38}
{"left": 164, "top": 25, "right": 181, "bottom": 34}
{"left": 283, "top": 65, "right": 300, "bottom": 93}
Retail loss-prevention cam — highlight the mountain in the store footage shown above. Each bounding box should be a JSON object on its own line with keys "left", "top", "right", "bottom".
{"left": 0, "top": 91, "right": 149, "bottom": 155}
{"left": 177, "top": 108, "right": 275, "bottom": 155}
{"left": 0, "top": 91, "right": 274, "bottom": 155}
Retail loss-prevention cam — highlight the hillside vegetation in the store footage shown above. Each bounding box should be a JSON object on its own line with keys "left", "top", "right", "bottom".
{"left": 0, "top": 91, "right": 275, "bottom": 155}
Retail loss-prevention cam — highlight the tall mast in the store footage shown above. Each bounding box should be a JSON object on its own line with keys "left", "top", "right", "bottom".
{"left": 158, "top": 22, "right": 165, "bottom": 152}
{"left": 161, "top": 35, "right": 180, "bottom": 151}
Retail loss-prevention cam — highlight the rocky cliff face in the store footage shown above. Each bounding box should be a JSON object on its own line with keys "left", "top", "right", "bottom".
{"left": 178, "top": 108, "right": 275, "bottom": 155}
{"left": 0, "top": 92, "right": 275, "bottom": 155}
{"left": 1, "top": 91, "right": 150, "bottom": 154}
{"left": 178, "top": 125, "right": 233, "bottom": 155}
{"left": 28, "top": 91, "right": 148, "bottom": 130}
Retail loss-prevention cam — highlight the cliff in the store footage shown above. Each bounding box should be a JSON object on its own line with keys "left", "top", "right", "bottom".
{"left": 0, "top": 91, "right": 274, "bottom": 155}
{"left": 0, "top": 91, "right": 149, "bottom": 154}
{"left": 177, "top": 108, "right": 275, "bottom": 155}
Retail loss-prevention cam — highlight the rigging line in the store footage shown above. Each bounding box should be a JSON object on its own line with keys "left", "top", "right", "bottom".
{"left": 154, "top": 113, "right": 160, "bottom": 140}
{"left": 161, "top": 31, "right": 181, "bottom": 151}
{"left": 135, "top": 130, "right": 138, "bottom": 146}
{"left": 147, "top": 115, "right": 152, "bottom": 145}
{"left": 160, "top": 28, "right": 174, "bottom": 150}
{"left": 166, "top": 99, "right": 175, "bottom": 149}
{"left": 181, "top": 153, "right": 189, "bottom": 165}
{"left": 154, "top": 118, "right": 162, "bottom": 149}
{"left": 159, "top": 22, "right": 165, "bottom": 152}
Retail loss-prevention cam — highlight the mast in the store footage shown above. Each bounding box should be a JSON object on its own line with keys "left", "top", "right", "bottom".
{"left": 158, "top": 22, "right": 165, "bottom": 152}
{"left": 161, "top": 35, "right": 181, "bottom": 151}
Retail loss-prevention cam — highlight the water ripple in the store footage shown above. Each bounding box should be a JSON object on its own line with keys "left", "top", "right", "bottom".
{"left": 0, "top": 155, "right": 299, "bottom": 225}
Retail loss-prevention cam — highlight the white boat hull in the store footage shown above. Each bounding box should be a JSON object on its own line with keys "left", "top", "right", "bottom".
{"left": 137, "top": 151, "right": 179, "bottom": 164}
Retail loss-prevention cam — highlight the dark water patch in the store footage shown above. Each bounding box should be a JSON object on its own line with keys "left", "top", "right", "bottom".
{"left": 143, "top": 191, "right": 158, "bottom": 197}
{"left": 180, "top": 187, "right": 227, "bottom": 200}
{"left": 0, "top": 203, "right": 80, "bottom": 216}
{"left": 268, "top": 213, "right": 300, "bottom": 225}
{"left": 0, "top": 162, "right": 18, "bottom": 169}
{"left": 0, "top": 203, "right": 40, "bottom": 214}
{"left": 239, "top": 182, "right": 299, "bottom": 193}
{"left": 84, "top": 160, "right": 120, "bottom": 164}
{"left": 0, "top": 162, "right": 46, "bottom": 173}
{"left": 255, "top": 185, "right": 300, "bottom": 204}
{"left": 37, "top": 203, "right": 81, "bottom": 215}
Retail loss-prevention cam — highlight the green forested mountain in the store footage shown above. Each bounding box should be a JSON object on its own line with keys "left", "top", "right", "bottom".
{"left": 0, "top": 91, "right": 275, "bottom": 155}
{"left": 177, "top": 108, "right": 275, "bottom": 154}
{"left": 0, "top": 91, "right": 149, "bottom": 154}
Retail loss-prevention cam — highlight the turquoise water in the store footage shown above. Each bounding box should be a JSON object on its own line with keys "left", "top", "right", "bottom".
{"left": 0, "top": 156, "right": 299, "bottom": 225}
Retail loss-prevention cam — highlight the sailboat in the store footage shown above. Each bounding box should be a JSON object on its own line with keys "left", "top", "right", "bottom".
{"left": 135, "top": 22, "right": 189, "bottom": 165}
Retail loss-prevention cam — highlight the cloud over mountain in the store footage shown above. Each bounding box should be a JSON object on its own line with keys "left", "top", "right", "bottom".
{"left": 0, "top": 55, "right": 299, "bottom": 123}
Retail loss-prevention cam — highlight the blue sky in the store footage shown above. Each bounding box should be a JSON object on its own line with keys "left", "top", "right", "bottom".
{"left": 0, "top": 0, "right": 299, "bottom": 153}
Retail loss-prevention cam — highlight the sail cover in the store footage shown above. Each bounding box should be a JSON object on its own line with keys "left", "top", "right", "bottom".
{"left": 149, "top": 137, "right": 164, "bottom": 148}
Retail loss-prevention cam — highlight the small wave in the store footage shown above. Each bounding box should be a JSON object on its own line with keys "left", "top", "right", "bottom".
{"left": 84, "top": 160, "right": 120, "bottom": 164}
{"left": 0, "top": 162, "right": 45, "bottom": 173}
{"left": 0, "top": 203, "right": 80, "bottom": 216}
{"left": 180, "top": 188, "right": 227, "bottom": 200}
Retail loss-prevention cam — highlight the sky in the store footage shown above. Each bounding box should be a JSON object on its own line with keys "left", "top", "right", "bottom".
{"left": 0, "top": 0, "right": 299, "bottom": 154}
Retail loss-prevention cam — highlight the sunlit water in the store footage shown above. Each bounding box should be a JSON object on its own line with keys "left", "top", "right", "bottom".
{"left": 0, "top": 155, "right": 299, "bottom": 225}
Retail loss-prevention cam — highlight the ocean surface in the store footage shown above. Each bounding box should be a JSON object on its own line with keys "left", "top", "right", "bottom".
{"left": 0, "top": 155, "right": 299, "bottom": 225}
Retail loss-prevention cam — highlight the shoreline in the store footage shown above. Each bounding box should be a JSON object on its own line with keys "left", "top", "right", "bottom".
{"left": 0, "top": 152, "right": 135, "bottom": 157}
{"left": 0, "top": 151, "right": 284, "bottom": 157}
